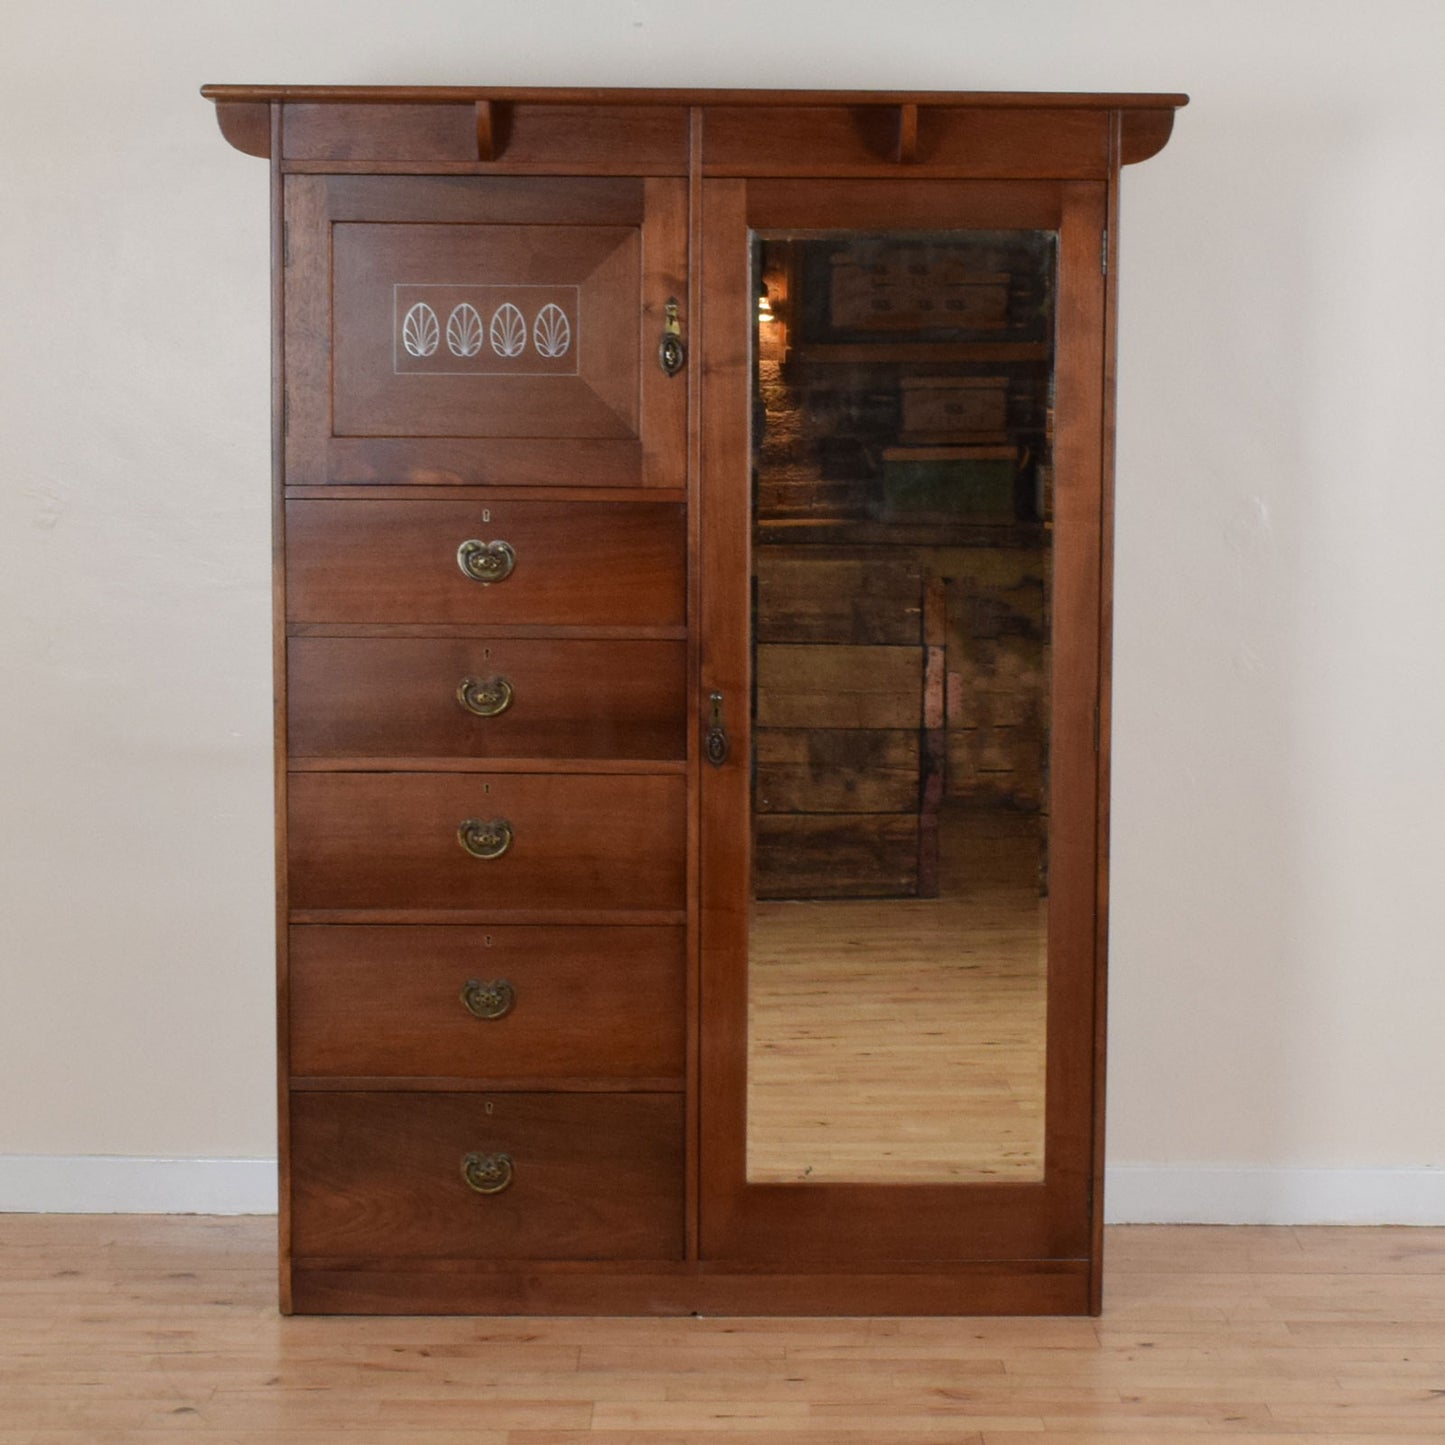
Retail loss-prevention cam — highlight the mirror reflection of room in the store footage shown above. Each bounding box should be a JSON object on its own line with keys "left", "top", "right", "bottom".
{"left": 747, "top": 230, "right": 1057, "bottom": 1184}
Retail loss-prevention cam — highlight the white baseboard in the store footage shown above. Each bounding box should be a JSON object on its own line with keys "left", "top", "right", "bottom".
{"left": 0, "top": 1155, "right": 277, "bottom": 1214}
{"left": 2, "top": 1156, "right": 1442, "bottom": 1223}
{"left": 1106, "top": 1165, "right": 1445, "bottom": 1225}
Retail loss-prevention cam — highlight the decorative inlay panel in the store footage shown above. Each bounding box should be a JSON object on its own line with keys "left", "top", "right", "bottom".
{"left": 394, "top": 286, "right": 580, "bottom": 375}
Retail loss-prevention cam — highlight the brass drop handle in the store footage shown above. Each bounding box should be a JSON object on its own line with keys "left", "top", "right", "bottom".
{"left": 658, "top": 297, "right": 686, "bottom": 377}
{"left": 461, "top": 977, "right": 516, "bottom": 1020}
{"left": 457, "top": 538, "right": 516, "bottom": 584}
{"left": 457, "top": 675, "right": 514, "bottom": 717}
{"left": 460, "top": 1151, "right": 514, "bottom": 1195}
{"left": 458, "top": 817, "right": 513, "bottom": 860}
{"left": 704, "top": 690, "right": 729, "bottom": 767}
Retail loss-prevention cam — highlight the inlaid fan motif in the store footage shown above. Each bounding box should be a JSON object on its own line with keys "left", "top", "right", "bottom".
{"left": 393, "top": 285, "right": 579, "bottom": 376}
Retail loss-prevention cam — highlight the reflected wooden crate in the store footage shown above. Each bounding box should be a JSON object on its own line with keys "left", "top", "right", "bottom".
{"left": 755, "top": 814, "right": 920, "bottom": 899}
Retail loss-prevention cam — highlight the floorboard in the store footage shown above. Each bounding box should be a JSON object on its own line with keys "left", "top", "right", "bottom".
{"left": 2, "top": 1217, "right": 1444, "bottom": 1440}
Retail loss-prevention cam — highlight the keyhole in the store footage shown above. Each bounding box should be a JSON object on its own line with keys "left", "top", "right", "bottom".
{"left": 484, "top": 1100, "right": 494, "bottom": 1116}
{"left": 482, "top": 508, "right": 491, "bottom": 523}
{"left": 484, "top": 783, "right": 491, "bottom": 795}
{"left": 484, "top": 934, "right": 493, "bottom": 948}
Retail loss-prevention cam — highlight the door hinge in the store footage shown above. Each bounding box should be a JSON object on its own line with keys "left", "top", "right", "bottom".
{"left": 1101, "top": 228, "right": 1109, "bottom": 276}
{"left": 282, "top": 221, "right": 291, "bottom": 267}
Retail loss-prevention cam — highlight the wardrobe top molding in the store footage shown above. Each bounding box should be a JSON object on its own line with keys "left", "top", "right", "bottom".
{"left": 202, "top": 85, "right": 1187, "bottom": 175}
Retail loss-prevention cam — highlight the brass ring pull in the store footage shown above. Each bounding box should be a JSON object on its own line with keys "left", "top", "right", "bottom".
{"left": 458, "top": 817, "right": 513, "bottom": 860}
{"left": 461, "top": 977, "right": 515, "bottom": 1020}
{"left": 457, "top": 538, "right": 516, "bottom": 584}
{"left": 460, "top": 1151, "right": 514, "bottom": 1195}
{"left": 457, "top": 675, "right": 514, "bottom": 718}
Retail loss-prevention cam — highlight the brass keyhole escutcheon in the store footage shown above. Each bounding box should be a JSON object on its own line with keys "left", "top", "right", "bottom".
{"left": 457, "top": 675, "right": 514, "bottom": 718}
{"left": 460, "top": 1151, "right": 514, "bottom": 1195}
{"left": 705, "top": 690, "right": 729, "bottom": 767}
{"left": 658, "top": 297, "right": 686, "bottom": 377}
{"left": 458, "top": 817, "right": 513, "bottom": 860}
{"left": 456, "top": 538, "right": 516, "bottom": 583}
{"left": 461, "top": 978, "right": 516, "bottom": 1020}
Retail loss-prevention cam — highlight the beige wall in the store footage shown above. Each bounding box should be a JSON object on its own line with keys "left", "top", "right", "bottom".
{"left": 2, "top": 0, "right": 1442, "bottom": 1218}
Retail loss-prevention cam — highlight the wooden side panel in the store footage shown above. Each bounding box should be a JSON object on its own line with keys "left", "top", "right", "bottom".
{"left": 288, "top": 637, "right": 686, "bottom": 761}
{"left": 269, "top": 106, "right": 293, "bottom": 1314}
{"left": 284, "top": 499, "right": 686, "bottom": 628}
{"left": 696, "top": 178, "right": 753, "bottom": 1262}
{"left": 290, "top": 1092, "right": 685, "bottom": 1260}
{"left": 287, "top": 772, "right": 686, "bottom": 913}
{"left": 1039, "top": 182, "right": 1108, "bottom": 1257}
{"left": 289, "top": 925, "right": 684, "bottom": 1080}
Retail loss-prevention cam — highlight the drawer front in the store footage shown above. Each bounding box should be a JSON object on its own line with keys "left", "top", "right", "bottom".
{"left": 291, "top": 1092, "right": 684, "bottom": 1260}
{"left": 286, "top": 499, "right": 686, "bottom": 627}
{"left": 290, "top": 924, "right": 685, "bottom": 1079}
{"left": 288, "top": 772, "right": 686, "bottom": 913}
{"left": 288, "top": 637, "right": 686, "bottom": 761}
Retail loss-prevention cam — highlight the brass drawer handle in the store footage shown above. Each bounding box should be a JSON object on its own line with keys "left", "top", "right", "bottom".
{"left": 457, "top": 538, "right": 516, "bottom": 584}
{"left": 461, "top": 1151, "right": 514, "bottom": 1195}
{"left": 458, "top": 817, "right": 512, "bottom": 860}
{"left": 461, "top": 977, "right": 515, "bottom": 1020}
{"left": 457, "top": 675, "right": 514, "bottom": 718}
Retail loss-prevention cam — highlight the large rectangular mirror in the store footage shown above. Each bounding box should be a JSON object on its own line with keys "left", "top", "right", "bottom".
{"left": 747, "top": 229, "right": 1057, "bottom": 1185}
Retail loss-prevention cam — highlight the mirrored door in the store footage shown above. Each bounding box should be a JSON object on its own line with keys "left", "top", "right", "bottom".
{"left": 700, "top": 178, "right": 1107, "bottom": 1264}
{"left": 748, "top": 227, "right": 1054, "bottom": 1188}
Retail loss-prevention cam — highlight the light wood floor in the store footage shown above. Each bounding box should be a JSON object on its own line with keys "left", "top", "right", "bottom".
{"left": 4, "top": 1216, "right": 1445, "bottom": 1441}
{"left": 749, "top": 810, "right": 1047, "bottom": 1183}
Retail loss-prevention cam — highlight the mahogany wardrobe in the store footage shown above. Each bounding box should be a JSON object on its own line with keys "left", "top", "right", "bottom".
{"left": 204, "top": 85, "right": 1184, "bottom": 1315}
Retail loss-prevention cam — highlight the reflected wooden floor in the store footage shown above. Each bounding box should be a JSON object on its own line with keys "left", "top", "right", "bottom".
{"left": 5, "top": 1215, "right": 1445, "bottom": 1442}
{"left": 749, "top": 810, "right": 1048, "bottom": 1183}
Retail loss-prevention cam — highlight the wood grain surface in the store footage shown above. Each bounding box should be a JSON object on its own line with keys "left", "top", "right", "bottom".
{"left": 285, "top": 499, "right": 687, "bottom": 627}
{"left": 6, "top": 1215, "right": 1442, "bottom": 1438}
{"left": 287, "top": 771, "right": 686, "bottom": 914}
{"left": 289, "top": 923, "right": 685, "bottom": 1081}
{"left": 287, "top": 636, "right": 687, "bottom": 761}
{"left": 290, "top": 1091, "right": 685, "bottom": 1260}
{"left": 286, "top": 502, "right": 687, "bottom": 627}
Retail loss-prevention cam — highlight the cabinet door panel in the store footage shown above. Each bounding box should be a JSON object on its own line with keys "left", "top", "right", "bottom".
{"left": 285, "top": 175, "right": 686, "bottom": 487}
{"left": 698, "top": 176, "right": 1107, "bottom": 1266}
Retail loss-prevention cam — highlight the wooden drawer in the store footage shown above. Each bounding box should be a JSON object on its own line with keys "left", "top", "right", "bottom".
{"left": 285, "top": 499, "right": 685, "bottom": 627}
{"left": 290, "top": 1092, "right": 684, "bottom": 1260}
{"left": 289, "top": 924, "right": 685, "bottom": 1080}
{"left": 288, "top": 637, "right": 686, "bottom": 761}
{"left": 288, "top": 772, "right": 686, "bottom": 914}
